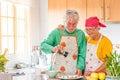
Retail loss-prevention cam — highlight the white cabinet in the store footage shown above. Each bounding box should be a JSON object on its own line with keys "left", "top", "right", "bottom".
{"left": 13, "top": 75, "right": 28, "bottom": 80}
{"left": 13, "top": 73, "right": 37, "bottom": 80}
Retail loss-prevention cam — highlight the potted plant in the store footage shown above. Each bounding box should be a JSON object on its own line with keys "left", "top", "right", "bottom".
{"left": 0, "top": 54, "right": 8, "bottom": 72}
{"left": 106, "top": 50, "right": 120, "bottom": 80}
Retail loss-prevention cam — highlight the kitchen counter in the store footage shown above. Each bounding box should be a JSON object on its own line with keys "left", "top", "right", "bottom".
{"left": 2, "top": 68, "right": 112, "bottom": 80}
{"left": 5, "top": 68, "right": 87, "bottom": 80}
{"left": 6, "top": 67, "right": 48, "bottom": 80}
{"left": 6, "top": 68, "right": 55, "bottom": 80}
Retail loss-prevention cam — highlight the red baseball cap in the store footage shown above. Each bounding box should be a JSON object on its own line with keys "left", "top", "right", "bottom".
{"left": 85, "top": 16, "right": 106, "bottom": 28}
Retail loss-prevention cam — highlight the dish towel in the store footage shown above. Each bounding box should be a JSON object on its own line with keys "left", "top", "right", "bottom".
{"left": 0, "top": 73, "right": 12, "bottom": 80}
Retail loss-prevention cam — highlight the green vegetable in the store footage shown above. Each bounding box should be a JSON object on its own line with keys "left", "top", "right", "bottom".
{"left": 106, "top": 50, "right": 120, "bottom": 77}
{"left": 0, "top": 54, "right": 8, "bottom": 72}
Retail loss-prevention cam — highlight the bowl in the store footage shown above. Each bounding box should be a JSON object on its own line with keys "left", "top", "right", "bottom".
{"left": 46, "top": 70, "right": 59, "bottom": 78}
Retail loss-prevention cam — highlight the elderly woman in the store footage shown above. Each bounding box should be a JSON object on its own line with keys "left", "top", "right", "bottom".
{"left": 84, "top": 16, "right": 113, "bottom": 76}
{"left": 40, "top": 9, "right": 86, "bottom": 75}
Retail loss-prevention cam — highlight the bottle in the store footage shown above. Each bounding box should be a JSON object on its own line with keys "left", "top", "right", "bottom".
{"left": 31, "top": 46, "right": 39, "bottom": 67}
{"left": 31, "top": 46, "right": 35, "bottom": 67}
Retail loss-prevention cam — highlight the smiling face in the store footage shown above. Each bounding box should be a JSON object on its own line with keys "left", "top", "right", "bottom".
{"left": 64, "top": 10, "right": 79, "bottom": 33}
{"left": 85, "top": 26, "right": 100, "bottom": 39}
{"left": 66, "top": 17, "right": 78, "bottom": 33}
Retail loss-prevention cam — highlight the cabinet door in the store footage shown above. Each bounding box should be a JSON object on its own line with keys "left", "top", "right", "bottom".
{"left": 67, "top": 0, "right": 86, "bottom": 30}
{"left": 48, "top": 0, "right": 66, "bottom": 32}
{"left": 48, "top": 0, "right": 86, "bottom": 30}
{"left": 87, "top": 0, "right": 104, "bottom": 21}
{"left": 105, "top": 0, "right": 120, "bottom": 22}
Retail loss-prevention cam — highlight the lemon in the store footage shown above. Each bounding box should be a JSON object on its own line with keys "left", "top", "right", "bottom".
{"left": 98, "top": 72, "right": 106, "bottom": 80}
{"left": 91, "top": 72, "right": 99, "bottom": 79}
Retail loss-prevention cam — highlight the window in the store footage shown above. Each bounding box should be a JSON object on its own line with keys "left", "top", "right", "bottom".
{"left": 0, "top": 1, "right": 30, "bottom": 54}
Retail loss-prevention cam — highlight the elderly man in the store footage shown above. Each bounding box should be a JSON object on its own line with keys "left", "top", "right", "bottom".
{"left": 40, "top": 9, "right": 86, "bottom": 75}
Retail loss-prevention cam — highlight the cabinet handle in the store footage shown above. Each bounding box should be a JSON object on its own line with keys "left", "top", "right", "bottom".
{"left": 100, "top": 7, "right": 104, "bottom": 20}
{"left": 106, "top": 6, "right": 110, "bottom": 20}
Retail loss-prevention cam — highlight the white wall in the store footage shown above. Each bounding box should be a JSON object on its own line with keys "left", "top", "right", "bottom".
{"left": 39, "top": 0, "right": 49, "bottom": 42}
{"left": 100, "top": 23, "right": 120, "bottom": 53}
{"left": 100, "top": 23, "right": 120, "bottom": 44}
{"left": 30, "top": 0, "right": 40, "bottom": 46}
{"left": 30, "top": 0, "right": 48, "bottom": 46}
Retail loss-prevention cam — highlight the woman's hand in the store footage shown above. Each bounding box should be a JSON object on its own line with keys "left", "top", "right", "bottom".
{"left": 57, "top": 24, "right": 64, "bottom": 30}
{"left": 84, "top": 71, "right": 92, "bottom": 76}
{"left": 76, "top": 68, "right": 82, "bottom": 76}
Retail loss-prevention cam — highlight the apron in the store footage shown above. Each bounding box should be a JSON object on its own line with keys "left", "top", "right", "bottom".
{"left": 52, "top": 31, "right": 78, "bottom": 75}
{"left": 85, "top": 35, "right": 103, "bottom": 71}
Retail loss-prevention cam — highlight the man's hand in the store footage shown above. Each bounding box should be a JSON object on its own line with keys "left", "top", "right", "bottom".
{"left": 76, "top": 68, "right": 82, "bottom": 76}
{"left": 52, "top": 45, "right": 64, "bottom": 53}
{"left": 57, "top": 24, "right": 64, "bottom": 30}
{"left": 52, "top": 42, "right": 66, "bottom": 53}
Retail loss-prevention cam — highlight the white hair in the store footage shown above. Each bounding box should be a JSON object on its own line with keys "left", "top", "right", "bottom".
{"left": 64, "top": 9, "right": 79, "bottom": 23}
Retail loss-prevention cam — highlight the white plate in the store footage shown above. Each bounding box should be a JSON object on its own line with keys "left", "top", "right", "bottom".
{"left": 56, "top": 74, "right": 83, "bottom": 80}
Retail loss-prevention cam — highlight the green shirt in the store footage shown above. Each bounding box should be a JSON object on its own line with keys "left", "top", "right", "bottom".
{"left": 40, "top": 27, "right": 86, "bottom": 71}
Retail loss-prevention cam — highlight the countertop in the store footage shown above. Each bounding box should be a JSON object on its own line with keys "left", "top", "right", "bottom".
{"left": 2, "top": 68, "right": 112, "bottom": 80}
{"left": 6, "top": 67, "right": 48, "bottom": 80}
{"left": 5, "top": 67, "right": 87, "bottom": 80}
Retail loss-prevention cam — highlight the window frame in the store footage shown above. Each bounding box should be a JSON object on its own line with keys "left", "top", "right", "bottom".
{"left": 0, "top": 1, "right": 30, "bottom": 54}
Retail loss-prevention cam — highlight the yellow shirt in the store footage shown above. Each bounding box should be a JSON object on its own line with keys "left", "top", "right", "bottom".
{"left": 86, "top": 36, "right": 113, "bottom": 62}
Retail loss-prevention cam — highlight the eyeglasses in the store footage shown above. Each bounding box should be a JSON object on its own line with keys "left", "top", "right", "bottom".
{"left": 85, "top": 27, "right": 97, "bottom": 32}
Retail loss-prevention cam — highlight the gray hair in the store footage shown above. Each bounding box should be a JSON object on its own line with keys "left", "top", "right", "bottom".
{"left": 64, "top": 9, "right": 79, "bottom": 22}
